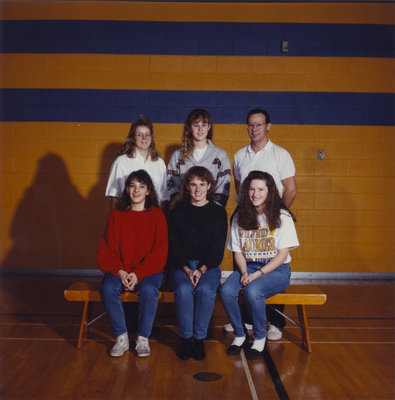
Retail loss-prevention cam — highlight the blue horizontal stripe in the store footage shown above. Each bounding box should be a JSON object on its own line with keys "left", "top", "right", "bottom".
{"left": 1, "top": 20, "right": 394, "bottom": 57}
{"left": 1, "top": 89, "right": 394, "bottom": 126}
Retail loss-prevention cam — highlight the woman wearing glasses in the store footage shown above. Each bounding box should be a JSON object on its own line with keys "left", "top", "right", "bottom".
{"left": 106, "top": 115, "right": 169, "bottom": 209}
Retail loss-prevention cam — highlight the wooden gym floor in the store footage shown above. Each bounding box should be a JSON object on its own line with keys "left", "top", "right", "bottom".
{"left": 0, "top": 275, "right": 394, "bottom": 400}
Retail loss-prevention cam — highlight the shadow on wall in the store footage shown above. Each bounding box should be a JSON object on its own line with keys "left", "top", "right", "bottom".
{"left": 2, "top": 144, "right": 121, "bottom": 270}
{"left": 84, "top": 142, "right": 122, "bottom": 267}
{"left": 163, "top": 143, "right": 180, "bottom": 165}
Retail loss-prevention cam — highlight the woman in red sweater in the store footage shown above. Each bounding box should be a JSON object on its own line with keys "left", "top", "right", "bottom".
{"left": 97, "top": 170, "right": 168, "bottom": 358}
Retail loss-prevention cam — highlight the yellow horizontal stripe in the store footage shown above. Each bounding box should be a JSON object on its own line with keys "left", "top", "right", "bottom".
{"left": 1, "top": 54, "right": 394, "bottom": 93}
{"left": 0, "top": 1, "right": 394, "bottom": 24}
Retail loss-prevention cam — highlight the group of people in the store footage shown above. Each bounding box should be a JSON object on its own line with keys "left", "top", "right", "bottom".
{"left": 97, "top": 108, "right": 299, "bottom": 361}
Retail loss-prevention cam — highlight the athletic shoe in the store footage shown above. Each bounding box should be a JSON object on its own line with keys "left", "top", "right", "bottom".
{"left": 223, "top": 323, "right": 253, "bottom": 333}
{"left": 135, "top": 336, "right": 151, "bottom": 357}
{"left": 267, "top": 324, "right": 282, "bottom": 341}
{"left": 110, "top": 332, "right": 129, "bottom": 357}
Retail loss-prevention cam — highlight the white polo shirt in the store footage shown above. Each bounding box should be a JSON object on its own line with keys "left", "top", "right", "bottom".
{"left": 233, "top": 139, "right": 295, "bottom": 201}
{"left": 105, "top": 153, "right": 169, "bottom": 202}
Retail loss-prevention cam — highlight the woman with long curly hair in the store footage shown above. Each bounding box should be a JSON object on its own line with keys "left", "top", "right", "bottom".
{"left": 167, "top": 109, "right": 231, "bottom": 208}
{"left": 167, "top": 166, "right": 228, "bottom": 360}
{"left": 98, "top": 170, "right": 168, "bottom": 358}
{"left": 220, "top": 170, "right": 299, "bottom": 359}
{"left": 106, "top": 115, "right": 168, "bottom": 209}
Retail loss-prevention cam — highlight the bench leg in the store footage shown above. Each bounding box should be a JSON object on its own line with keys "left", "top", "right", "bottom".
{"left": 77, "top": 301, "right": 89, "bottom": 349}
{"left": 297, "top": 304, "right": 312, "bottom": 353}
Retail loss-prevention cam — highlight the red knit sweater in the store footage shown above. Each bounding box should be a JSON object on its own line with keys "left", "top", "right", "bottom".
{"left": 97, "top": 207, "right": 168, "bottom": 281}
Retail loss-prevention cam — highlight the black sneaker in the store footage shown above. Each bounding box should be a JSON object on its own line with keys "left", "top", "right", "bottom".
{"left": 177, "top": 338, "right": 192, "bottom": 360}
{"left": 245, "top": 347, "right": 264, "bottom": 360}
{"left": 226, "top": 336, "right": 249, "bottom": 356}
{"left": 192, "top": 339, "right": 206, "bottom": 360}
{"left": 226, "top": 344, "right": 243, "bottom": 356}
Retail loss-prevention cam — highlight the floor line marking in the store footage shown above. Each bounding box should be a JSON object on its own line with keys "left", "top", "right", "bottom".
{"left": 0, "top": 338, "right": 395, "bottom": 346}
{"left": 263, "top": 348, "right": 290, "bottom": 400}
{"left": 3, "top": 322, "right": 395, "bottom": 330}
{"left": 241, "top": 349, "right": 259, "bottom": 400}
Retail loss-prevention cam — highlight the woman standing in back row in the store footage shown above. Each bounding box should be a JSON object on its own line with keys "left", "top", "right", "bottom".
{"left": 106, "top": 115, "right": 169, "bottom": 209}
{"left": 167, "top": 109, "right": 231, "bottom": 208}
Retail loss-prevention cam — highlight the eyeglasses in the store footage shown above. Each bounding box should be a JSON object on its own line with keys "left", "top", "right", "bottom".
{"left": 247, "top": 123, "right": 267, "bottom": 129}
{"left": 135, "top": 133, "right": 152, "bottom": 138}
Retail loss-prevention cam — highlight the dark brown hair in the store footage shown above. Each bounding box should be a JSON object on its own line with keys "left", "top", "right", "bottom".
{"left": 236, "top": 170, "right": 295, "bottom": 230}
{"left": 172, "top": 166, "right": 216, "bottom": 208}
{"left": 117, "top": 170, "right": 159, "bottom": 211}
{"left": 246, "top": 108, "right": 271, "bottom": 124}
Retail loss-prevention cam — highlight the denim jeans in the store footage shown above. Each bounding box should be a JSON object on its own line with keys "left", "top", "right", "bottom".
{"left": 220, "top": 263, "right": 291, "bottom": 339}
{"left": 168, "top": 260, "right": 221, "bottom": 340}
{"left": 100, "top": 271, "right": 163, "bottom": 338}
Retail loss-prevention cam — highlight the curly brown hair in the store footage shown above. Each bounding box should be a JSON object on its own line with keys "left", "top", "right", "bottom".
{"left": 171, "top": 166, "right": 216, "bottom": 208}
{"left": 236, "top": 171, "right": 295, "bottom": 231}
{"left": 180, "top": 109, "right": 213, "bottom": 161}
{"left": 117, "top": 170, "right": 159, "bottom": 211}
{"left": 118, "top": 115, "right": 161, "bottom": 161}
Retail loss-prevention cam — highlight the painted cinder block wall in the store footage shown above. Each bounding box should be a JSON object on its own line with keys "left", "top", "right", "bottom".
{"left": 0, "top": 1, "right": 394, "bottom": 273}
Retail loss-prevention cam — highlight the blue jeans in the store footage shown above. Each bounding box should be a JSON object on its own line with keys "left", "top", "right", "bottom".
{"left": 100, "top": 272, "right": 163, "bottom": 338}
{"left": 168, "top": 260, "right": 221, "bottom": 340}
{"left": 220, "top": 263, "right": 291, "bottom": 340}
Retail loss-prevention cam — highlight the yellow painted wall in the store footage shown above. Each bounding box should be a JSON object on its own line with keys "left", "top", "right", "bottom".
{"left": 1, "top": 1, "right": 394, "bottom": 273}
{"left": 1, "top": 122, "right": 394, "bottom": 272}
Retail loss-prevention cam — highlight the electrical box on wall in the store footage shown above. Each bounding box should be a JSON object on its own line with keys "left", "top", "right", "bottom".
{"left": 281, "top": 41, "right": 288, "bottom": 53}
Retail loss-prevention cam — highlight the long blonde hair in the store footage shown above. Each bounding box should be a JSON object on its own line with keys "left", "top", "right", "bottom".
{"left": 118, "top": 115, "right": 161, "bottom": 161}
{"left": 180, "top": 109, "right": 213, "bottom": 161}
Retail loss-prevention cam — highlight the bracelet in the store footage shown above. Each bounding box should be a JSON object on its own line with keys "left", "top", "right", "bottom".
{"left": 198, "top": 268, "right": 204, "bottom": 275}
{"left": 259, "top": 269, "right": 265, "bottom": 275}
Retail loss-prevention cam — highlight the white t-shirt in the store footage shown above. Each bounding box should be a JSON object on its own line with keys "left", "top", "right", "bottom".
{"left": 233, "top": 139, "right": 295, "bottom": 201}
{"left": 227, "top": 211, "right": 299, "bottom": 264}
{"left": 193, "top": 145, "right": 208, "bottom": 161}
{"left": 105, "top": 153, "right": 169, "bottom": 202}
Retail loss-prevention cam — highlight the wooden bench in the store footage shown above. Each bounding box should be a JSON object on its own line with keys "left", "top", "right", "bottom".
{"left": 64, "top": 282, "right": 326, "bottom": 352}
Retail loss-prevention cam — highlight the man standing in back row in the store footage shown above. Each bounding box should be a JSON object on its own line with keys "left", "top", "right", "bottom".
{"left": 226, "top": 108, "right": 297, "bottom": 340}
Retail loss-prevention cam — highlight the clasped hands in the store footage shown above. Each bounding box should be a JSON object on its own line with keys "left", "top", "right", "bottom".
{"left": 184, "top": 267, "right": 204, "bottom": 288}
{"left": 240, "top": 270, "right": 261, "bottom": 286}
{"left": 118, "top": 270, "right": 138, "bottom": 291}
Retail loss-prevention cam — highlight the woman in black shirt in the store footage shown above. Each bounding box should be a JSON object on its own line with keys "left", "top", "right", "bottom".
{"left": 167, "top": 166, "right": 228, "bottom": 360}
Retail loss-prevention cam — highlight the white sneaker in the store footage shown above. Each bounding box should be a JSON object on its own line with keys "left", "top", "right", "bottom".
{"left": 267, "top": 324, "right": 282, "bottom": 341}
{"left": 110, "top": 332, "right": 129, "bottom": 357}
{"left": 223, "top": 323, "right": 253, "bottom": 333}
{"left": 135, "top": 336, "right": 151, "bottom": 357}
